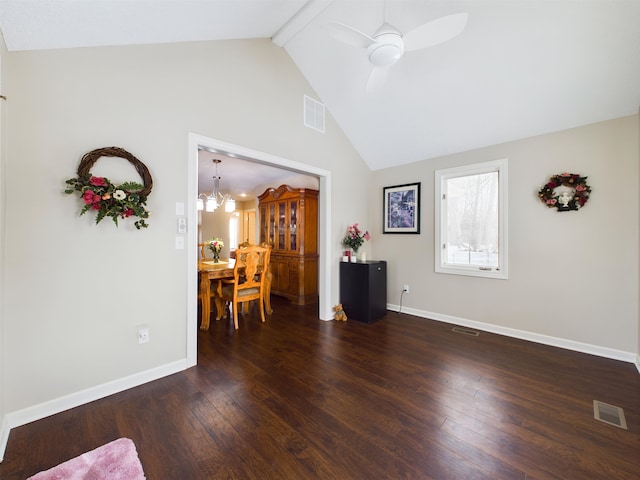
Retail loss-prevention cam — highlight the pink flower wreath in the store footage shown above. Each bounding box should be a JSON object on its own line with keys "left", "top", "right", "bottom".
{"left": 538, "top": 172, "right": 591, "bottom": 212}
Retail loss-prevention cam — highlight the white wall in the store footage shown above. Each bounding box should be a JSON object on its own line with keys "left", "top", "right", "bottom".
{"left": 1, "top": 38, "right": 369, "bottom": 419}
{"left": 0, "top": 42, "right": 8, "bottom": 459}
{"left": 199, "top": 209, "right": 233, "bottom": 258}
{"left": 372, "top": 115, "right": 639, "bottom": 357}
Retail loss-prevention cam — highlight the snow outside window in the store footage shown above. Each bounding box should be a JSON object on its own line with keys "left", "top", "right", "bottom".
{"left": 435, "top": 159, "right": 508, "bottom": 279}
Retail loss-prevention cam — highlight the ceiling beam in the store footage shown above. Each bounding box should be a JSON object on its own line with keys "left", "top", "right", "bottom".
{"left": 272, "top": 0, "right": 333, "bottom": 47}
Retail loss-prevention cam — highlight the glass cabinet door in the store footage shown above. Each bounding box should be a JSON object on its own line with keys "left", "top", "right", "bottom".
{"left": 278, "top": 202, "right": 286, "bottom": 250}
{"left": 268, "top": 204, "right": 276, "bottom": 247}
{"left": 289, "top": 200, "right": 298, "bottom": 252}
{"left": 259, "top": 205, "right": 267, "bottom": 244}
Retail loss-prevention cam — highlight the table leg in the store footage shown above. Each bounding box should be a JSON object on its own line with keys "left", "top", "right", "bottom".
{"left": 199, "top": 271, "right": 211, "bottom": 330}
{"left": 264, "top": 267, "right": 273, "bottom": 315}
{"left": 214, "top": 280, "right": 226, "bottom": 320}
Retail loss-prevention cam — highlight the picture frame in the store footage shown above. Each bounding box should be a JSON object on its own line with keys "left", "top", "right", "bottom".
{"left": 383, "top": 182, "right": 421, "bottom": 234}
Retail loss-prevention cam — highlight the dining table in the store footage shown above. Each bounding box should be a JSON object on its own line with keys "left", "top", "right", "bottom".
{"left": 198, "top": 258, "right": 273, "bottom": 330}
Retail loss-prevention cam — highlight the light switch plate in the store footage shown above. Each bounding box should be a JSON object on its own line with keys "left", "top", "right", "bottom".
{"left": 177, "top": 217, "right": 187, "bottom": 234}
{"left": 175, "top": 202, "right": 185, "bottom": 216}
{"left": 175, "top": 236, "right": 184, "bottom": 250}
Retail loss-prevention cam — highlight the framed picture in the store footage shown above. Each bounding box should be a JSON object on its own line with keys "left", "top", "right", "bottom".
{"left": 383, "top": 182, "right": 421, "bottom": 234}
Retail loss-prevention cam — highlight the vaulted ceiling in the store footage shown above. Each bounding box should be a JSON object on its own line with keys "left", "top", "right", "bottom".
{"left": 2, "top": 0, "right": 639, "bottom": 174}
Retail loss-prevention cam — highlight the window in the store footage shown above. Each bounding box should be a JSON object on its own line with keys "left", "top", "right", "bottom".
{"left": 229, "top": 214, "right": 239, "bottom": 250}
{"left": 435, "top": 159, "right": 508, "bottom": 279}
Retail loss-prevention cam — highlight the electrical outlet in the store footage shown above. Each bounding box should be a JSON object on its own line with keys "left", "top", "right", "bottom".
{"left": 137, "top": 327, "right": 150, "bottom": 344}
{"left": 403, "top": 284, "right": 409, "bottom": 293}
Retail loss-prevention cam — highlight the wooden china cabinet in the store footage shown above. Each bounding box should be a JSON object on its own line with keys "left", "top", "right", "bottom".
{"left": 258, "top": 185, "right": 319, "bottom": 305}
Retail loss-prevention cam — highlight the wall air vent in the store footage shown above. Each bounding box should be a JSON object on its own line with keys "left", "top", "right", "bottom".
{"left": 303, "top": 95, "right": 325, "bottom": 133}
{"left": 451, "top": 326, "right": 480, "bottom": 336}
{"left": 593, "top": 400, "right": 627, "bottom": 429}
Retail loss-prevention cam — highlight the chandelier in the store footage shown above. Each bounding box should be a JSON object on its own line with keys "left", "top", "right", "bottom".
{"left": 197, "top": 159, "right": 235, "bottom": 213}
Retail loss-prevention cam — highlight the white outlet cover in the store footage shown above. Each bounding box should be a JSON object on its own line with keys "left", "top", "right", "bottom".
{"left": 137, "top": 326, "right": 150, "bottom": 344}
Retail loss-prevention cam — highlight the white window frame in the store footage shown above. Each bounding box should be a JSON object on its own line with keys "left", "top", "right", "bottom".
{"left": 435, "top": 159, "right": 508, "bottom": 279}
{"left": 229, "top": 214, "right": 239, "bottom": 250}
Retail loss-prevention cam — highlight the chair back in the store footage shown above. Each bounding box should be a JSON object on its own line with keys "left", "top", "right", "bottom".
{"left": 198, "top": 243, "right": 208, "bottom": 260}
{"left": 232, "top": 244, "right": 270, "bottom": 300}
{"left": 221, "top": 243, "right": 272, "bottom": 329}
{"left": 259, "top": 242, "right": 273, "bottom": 272}
{"left": 231, "top": 241, "right": 251, "bottom": 259}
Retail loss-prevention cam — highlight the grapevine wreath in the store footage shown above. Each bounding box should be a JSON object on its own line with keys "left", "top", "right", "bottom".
{"left": 538, "top": 172, "right": 591, "bottom": 212}
{"left": 65, "top": 147, "right": 153, "bottom": 229}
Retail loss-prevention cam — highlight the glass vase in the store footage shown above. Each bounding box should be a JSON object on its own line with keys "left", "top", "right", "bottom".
{"left": 213, "top": 251, "right": 220, "bottom": 263}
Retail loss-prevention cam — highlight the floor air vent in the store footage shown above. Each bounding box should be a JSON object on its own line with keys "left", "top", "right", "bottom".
{"left": 593, "top": 400, "right": 627, "bottom": 429}
{"left": 451, "top": 326, "right": 480, "bottom": 336}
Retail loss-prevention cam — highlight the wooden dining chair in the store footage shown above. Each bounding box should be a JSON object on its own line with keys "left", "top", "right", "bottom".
{"left": 197, "top": 242, "right": 218, "bottom": 316}
{"left": 220, "top": 244, "right": 271, "bottom": 329}
{"left": 225, "top": 241, "right": 273, "bottom": 316}
{"left": 198, "top": 243, "right": 209, "bottom": 260}
{"left": 230, "top": 240, "right": 250, "bottom": 260}
{"left": 197, "top": 244, "right": 210, "bottom": 314}
{"left": 260, "top": 242, "right": 274, "bottom": 315}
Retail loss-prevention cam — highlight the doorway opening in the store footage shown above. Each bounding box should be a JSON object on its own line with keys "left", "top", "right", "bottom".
{"left": 187, "top": 133, "right": 332, "bottom": 366}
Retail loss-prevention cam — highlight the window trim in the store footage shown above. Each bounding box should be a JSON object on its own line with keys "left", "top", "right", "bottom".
{"left": 229, "top": 213, "right": 239, "bottom": 250}
{"left": 434, "top": 158, "right": 508, "bottom": 279}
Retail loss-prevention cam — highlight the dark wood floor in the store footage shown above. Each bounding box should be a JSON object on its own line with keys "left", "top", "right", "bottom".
{"left": 2, "top": 296, "right": 639, "bottom": 479}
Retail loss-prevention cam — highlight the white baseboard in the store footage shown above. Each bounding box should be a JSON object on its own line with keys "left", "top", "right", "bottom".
{"left": 0, "top": 359, "right": 188, "bottom": 462}
{"left": 0, "top": 415, "right": 9, "bottom": 463}
{"left": 388, "top": 303, "right": 639, "bottom": 366}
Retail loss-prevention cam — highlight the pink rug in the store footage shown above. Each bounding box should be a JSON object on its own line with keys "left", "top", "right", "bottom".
{"left": 27, "top": 438, "right": 146, "bottom": 480}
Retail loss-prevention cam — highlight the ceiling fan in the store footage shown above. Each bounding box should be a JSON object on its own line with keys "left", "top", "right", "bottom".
{"left": 327, "top": 2, "right": 468, "bottom": 92}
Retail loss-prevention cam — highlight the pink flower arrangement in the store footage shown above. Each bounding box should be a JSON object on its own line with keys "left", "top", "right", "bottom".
{"left": 207, "top": 238, "right": 224, "bottom": 262}
{"left": 343, "top": 223, "right": 370, "bottom": 252}
{"left": 208, "top": 238, "right": 224, "bottom": 254}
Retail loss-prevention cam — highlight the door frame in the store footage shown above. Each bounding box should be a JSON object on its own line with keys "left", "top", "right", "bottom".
{"left": 187, "top": 133, "right": 332, "bottom": 366}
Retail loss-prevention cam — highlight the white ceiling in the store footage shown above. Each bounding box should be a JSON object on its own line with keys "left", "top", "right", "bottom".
{"left": 198, "top": 150, "right": 298, "bottom": 198}
{"left": 1, "top": 0, "right": 639, "bottom": 175}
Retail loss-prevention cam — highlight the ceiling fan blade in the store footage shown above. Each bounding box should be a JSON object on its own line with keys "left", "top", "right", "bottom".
{"left": 366, "top": 66, "right": 390, "bottom": 93}
{"left": 403, "top": 13, "right": 468, "bottom": 51}
{"left": 326, "top": 21, "right": 376, "bottom": 48}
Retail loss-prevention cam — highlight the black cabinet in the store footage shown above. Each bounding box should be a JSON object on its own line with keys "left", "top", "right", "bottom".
{"left": 339, "top": 261, "right": 387, "bottom": 323}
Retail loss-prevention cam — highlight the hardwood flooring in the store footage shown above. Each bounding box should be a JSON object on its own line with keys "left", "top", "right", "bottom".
{"left": 1, "top": 296, "right": 639, "bottom": 479}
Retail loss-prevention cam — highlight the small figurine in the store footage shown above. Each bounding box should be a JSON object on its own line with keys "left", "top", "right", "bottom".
{"left": 558, "top": 191, "right": 573, "bottom": 209}
{"left": 333, "top": 304, "right": 347, "bottom": 321}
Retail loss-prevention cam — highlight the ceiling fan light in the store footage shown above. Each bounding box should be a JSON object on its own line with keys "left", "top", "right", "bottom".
{"left": 368, "top": 33, "right": 404, "bottom": 66}
{"left": 197, "top": 198, "right": 204, "bottom": 211}
{"left": 225, "top": 198, "right": 236, "bottom": 212}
